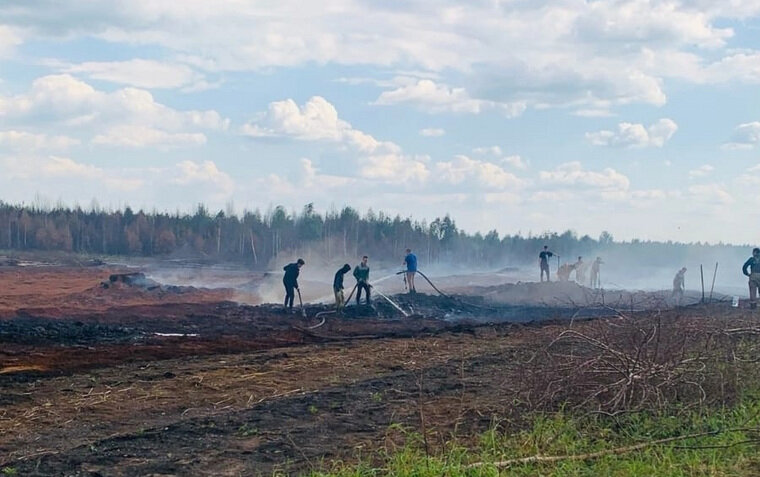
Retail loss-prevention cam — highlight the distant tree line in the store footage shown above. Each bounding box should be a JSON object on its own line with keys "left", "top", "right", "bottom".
{"left": 0, "top": 201, "right": 747, "bottom": 270}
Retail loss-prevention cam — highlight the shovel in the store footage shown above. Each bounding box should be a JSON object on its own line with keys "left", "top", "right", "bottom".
{"left": 296, "top": 288, "right": 307, "bottom": 318}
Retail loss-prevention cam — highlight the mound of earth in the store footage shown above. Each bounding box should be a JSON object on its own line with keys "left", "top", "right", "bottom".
{"left": 475, "top": 281, "right": 670, "bottom": 308}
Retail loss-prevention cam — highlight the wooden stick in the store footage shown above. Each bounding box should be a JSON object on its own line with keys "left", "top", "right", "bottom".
{"left": 709, "top": 262, "right": 718, "bottom": 303}
{"left": 249, "top": 230, "right": 258, "bottom": 264}
{"left": 700, "top": 265, "right": 705, "bottom": 304}
{"left": 465, "top": 428, "right": 758, "bottom": 469}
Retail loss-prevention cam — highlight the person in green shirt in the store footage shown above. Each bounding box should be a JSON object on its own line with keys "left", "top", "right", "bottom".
{"left": 353, "top": 255, "right": 371, "bottom": 305}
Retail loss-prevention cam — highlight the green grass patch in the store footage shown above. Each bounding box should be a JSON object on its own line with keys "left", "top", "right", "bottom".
{"left": 312, "top": 391, "right": 760, "bottom": 476}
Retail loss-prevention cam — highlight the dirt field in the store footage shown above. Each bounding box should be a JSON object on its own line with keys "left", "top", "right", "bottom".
{"left": 0, "top": 262, "right": 751, "bottom": 476}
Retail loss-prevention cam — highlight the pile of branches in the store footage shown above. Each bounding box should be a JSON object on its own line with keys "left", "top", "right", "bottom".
{"left": 519, "top": 308, "right": 760, "bottom": 415}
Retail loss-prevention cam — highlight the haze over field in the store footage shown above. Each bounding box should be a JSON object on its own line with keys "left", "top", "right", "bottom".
{"left": 1, "top": 1, "right": 760, "bottom": 244}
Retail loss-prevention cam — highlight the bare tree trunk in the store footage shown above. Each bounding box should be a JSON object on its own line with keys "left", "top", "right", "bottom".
{"left": 250, "top": 230, "right": 258, "bottom": 264}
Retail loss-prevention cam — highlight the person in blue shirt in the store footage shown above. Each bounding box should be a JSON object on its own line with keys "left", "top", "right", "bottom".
{"left": 742, "top": 248, "right": 760, "bottom": 309}
{"left": 404, "top": 248, "right": 417, "bottom": 293}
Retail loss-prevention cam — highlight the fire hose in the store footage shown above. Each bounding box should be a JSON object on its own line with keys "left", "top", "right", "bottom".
{"left": 397, "top": 270, "right": 495, "bottom": 311}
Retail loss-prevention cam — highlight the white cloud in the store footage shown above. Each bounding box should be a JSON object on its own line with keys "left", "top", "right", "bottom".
{"left": 375, "top": 79, "right": 527, "bottom": 117}
{"left": 91, "top": 125, "right": 206, "bottom": 148}
{"left": 0, "top": 25, "right": 22, "bottom": 57}
{"left": 0, "top": 130, "right": 80, "bottom": 151}
{"left": 501, "top": 155, "right": 529, "bottom": 171}
{"left": 171, "top": 160, "right": 235, "bottom": 197}
{"left": 688, "top": 183, "right": 734, "bottom": 204}
{"left": 586, "top": 118, "right": 678, "bottom": 148}
{"left": 435, "top": 155, "right": 526, "bottom": 190}
{"left": 0, "top": 75, "right": 227, "bottom": 148}
{"left": 2, "top": 1, "right": 758, "bottom": 113}
{"left": 724, "top": 121, "right": 760, "bottom": 149}
{"left": 243, "top": 96, "right": 433, "bottom": 185}
{"left": 688, "top": 164, "right": 714, "bottom": 178}
{"left": 5, "top": 155, "right": 144, "bottom": 192}
{"left": 359, "top": 154, "right": 430, "bottom": 183}
{"left": 539, "top": 161, "right": 630, "bottom": 191}
{"left": 472, "top": 146, "right": 502, "bottom": 156}
{"left": 242, "top": 96, "right": 397, "bottom": 153}
{"left": 59, "top": 59, "right": 206, "bottom": 90}
{"left": 419, "top": 128, "right": 445, "bottom": 137}
{"left": 472, "top": 146, "right": 528, "bottom": 170}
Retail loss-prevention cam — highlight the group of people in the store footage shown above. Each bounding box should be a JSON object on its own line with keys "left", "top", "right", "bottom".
{"left": 539, "top": 246, "right": 603, "bottom": 288}
{"left": 285, "top": 246, "right": 760, "bottom": 312}
{"left": 281, "top": 248, "right": 419, "bottom": 312}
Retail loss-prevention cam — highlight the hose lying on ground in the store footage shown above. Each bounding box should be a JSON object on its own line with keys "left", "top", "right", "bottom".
{"left": 410, "top": 270, "right": 497, "bottom": 312}
{"left": 306, "top": 310, "right": 334, "bottom": 329}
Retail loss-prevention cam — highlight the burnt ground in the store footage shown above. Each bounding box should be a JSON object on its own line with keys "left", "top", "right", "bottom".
{"left": 0, "top": 264, "right": 752, "bottom": 476}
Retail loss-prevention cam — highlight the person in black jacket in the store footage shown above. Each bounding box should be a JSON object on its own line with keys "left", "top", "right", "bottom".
{"left": 283, "top": 258, "right": 305, "bottom": 310}
{"left": 333, "top": 264, "right": 352, "bottom": 312}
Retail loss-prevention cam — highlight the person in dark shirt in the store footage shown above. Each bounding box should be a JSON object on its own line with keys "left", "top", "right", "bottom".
{"left": 283, "top": 258, "right": 305, "bottom": 311}
{"left": 538, "top": 245, "right": 555, "bottom": 282}
{"left": 742, "top": 248, "right": 760, "bottom": 309}
{"left": 333, "top": 263, "right": 351, "bottom": 312}
{"left": 403, "top": 248, "right": 418, "bottom": 293}
{"left": 353, "top": 255, "right": 371, "bottom": 305}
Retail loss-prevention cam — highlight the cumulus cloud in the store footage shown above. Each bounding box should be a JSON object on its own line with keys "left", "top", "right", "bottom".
{"left": 0, "top": 74, "right": 226, "bottom": 148}
{"left": 435, "top": 155, "right": 526, "bottom": 190}
{"left": 500, "top": 155, "right": 529, "bottom": 170}
{"left": 241, "top": 96, "right": 397, "bottom": 153}
{"left": 242, "top": 96, "right": 433, "bottom": 184}
{"left": 419, "top": 128, "right": 445, "bottom": 137}
{"left": 586, "top": 118, "right": 678, "bottom": 148}
{"left": 724, "top": 121, "right": 760, "bottom": 149}
{"left": 375, "top": 79, "right": 527, "bottom": 117}
{"left": 359, "top": 154, "right": 430, "bottom": 183}
{"left": 0, "top": 130, "right": 80, "bottom": 151}
{"left": 171, "top": 160, "right": 235, "bottom": 197}
{"left": 472, "top": 146, "right": 528, "bottom": 170}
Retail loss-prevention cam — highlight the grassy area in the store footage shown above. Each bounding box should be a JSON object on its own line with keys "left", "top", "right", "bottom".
{"left": 312, "top": 392, "right": 760, "bottom": 476}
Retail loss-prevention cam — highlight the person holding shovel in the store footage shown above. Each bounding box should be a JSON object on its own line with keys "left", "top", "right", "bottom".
{"left": 283, "top": 258, "right": 305, "bottom": 312}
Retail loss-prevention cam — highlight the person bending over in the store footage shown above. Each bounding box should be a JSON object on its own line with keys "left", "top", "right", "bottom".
{"left": 333, "top": 263, "right": 351, "bottom": 312}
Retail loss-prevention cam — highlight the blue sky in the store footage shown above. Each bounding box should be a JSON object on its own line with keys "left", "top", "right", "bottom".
{"left": 1, "top": 1, "right": 760, "bottom": 244}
